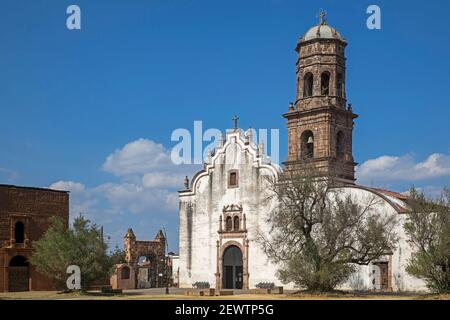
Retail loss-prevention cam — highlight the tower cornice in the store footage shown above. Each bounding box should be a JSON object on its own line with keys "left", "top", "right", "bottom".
{"left": 283, "top": 105, "right": 358, "bottom": 120}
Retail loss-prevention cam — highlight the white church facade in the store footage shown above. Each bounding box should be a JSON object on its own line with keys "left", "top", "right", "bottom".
{"left": 178, "top": 15, "right": 428, "bottom": 292}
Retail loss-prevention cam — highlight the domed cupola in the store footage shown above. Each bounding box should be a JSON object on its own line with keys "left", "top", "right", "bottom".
{"left": 298, "top": 11, "right": 346, "bottom": 44}
{"left": 284, "top": 10, "right": 357, "bottom": 184}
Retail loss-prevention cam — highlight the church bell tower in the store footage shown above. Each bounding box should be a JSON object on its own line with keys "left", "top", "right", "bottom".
{"left": 283, "top": 12, "right": 357, "bottom": 184}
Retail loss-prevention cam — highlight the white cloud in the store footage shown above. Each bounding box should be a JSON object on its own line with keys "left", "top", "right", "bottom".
{"left": 102, "top": 138, "right": 172, "bottom": 176}
{"left": 142, "top": 171, "right": 183, "bottom": 189}
{"left": 49, "top": 180, "right": 98, "bottom": 221}
{"left": 356, "top": 153, "right": 450, "bottom": 183}
{"left": 49, "top": 138, "right": 200, "bottom": 247}
{"left": 95, "top": 182, "right": 178, "bottom": 214}
{"left": 49, "top": 139, "right": 192, "bottom": 219}
{"left": 49, "top": 180, "right": 86, "bottom": 193}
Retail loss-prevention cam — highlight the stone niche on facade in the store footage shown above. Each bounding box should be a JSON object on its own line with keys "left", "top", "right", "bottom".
{"left": 218, "top": 204, "right": 247, "bottom": 235}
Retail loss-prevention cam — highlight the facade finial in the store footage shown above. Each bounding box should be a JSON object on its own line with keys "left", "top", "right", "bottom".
{"left": 184, "top": 176, "right": 189, "bottom": 189}
{"left": 247, "top": 126, "right": 254, "bottom": 143}
{"left": 232, "top": 114, "right": 239, "bottom": 132}
{"left": 319, "top": 9, "right": 327, "bottom": 25}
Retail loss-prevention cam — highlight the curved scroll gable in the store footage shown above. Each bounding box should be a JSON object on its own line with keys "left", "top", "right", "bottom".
{"left": 180, "top": 129, "right": 281, "bottom": 197}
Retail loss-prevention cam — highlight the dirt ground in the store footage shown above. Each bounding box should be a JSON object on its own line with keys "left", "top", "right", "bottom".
{"left": 0, "top": 288, "right": 449, "bottom": 300}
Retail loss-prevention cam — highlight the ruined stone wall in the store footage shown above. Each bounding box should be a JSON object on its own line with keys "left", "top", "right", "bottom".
{"left": 0, "top": 184, "right": 69, "bottom": 292}
{"left": 121, "top": 230, "right": 166, "bottom": 289}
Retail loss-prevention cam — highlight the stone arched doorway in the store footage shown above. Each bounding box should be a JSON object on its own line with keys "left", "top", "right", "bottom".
{"left": 222, "top": 245, "right": 243, "bottom": 289}
{"left": 8, "top": 255, "right": 29, "bottom": 292}
{"left": 137, "top": 254, "right": 158, "bottom": 288}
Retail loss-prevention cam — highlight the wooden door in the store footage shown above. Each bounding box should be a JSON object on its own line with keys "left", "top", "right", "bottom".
{"left": 224, "top": 266, "right": 233, "bottom": 289}
{"left": 8, "top": 266, "right": 29, "bottom": 292}
{"left": 379, "top": 262, "right": 389, "bottom": 290}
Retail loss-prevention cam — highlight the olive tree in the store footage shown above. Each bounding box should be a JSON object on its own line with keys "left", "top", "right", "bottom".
{"left": 31, "top": 214, "right": 112, "bottom": 291}
{"left": 258, "top": 168, "right": 398, "bottom": 292}
{"left": 404, "top": 187, "right": 450, "bottom": 293}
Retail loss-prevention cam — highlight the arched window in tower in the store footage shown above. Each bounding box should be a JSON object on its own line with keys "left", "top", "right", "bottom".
{"left": 303, "top": 73, "right": 314, "bottom": 98}
{"left": 336, "top": 131, "right": 344, "bottom": 158}
{"left": 233, "top": 216, "right": 240, "bottom": 231}
{"left": 337, "top": 73, "right": 343, "bottom": 97}
{"left": 225, "top": 216, "right": 232, "bottom": 232}
{"left": 14, "top": 221, "right": 24, "bottom": 244}
{"left": 321, "top": 72, "right": 330, "bottom": 96}
{"left": 301, "top": 131, "right": 314, "bottom": 159}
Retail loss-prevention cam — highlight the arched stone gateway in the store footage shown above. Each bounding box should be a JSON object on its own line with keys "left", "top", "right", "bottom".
{"left": 137, "top": 254, "right": 158, "bottom": 288}
{"left": 222, "top": 245, "right": 243, "bottom": 289}
{"left": 110, "top": 228, "right": 167, "bottom": 290}
{"left": 8, "top": 256, "right": 29, "bottom": 292}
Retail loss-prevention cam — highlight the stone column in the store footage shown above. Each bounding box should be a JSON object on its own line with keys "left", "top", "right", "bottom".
{"left": 215, "top": 240, "right": 221, "bottom": 290}
{"left": 243, "top": 238, "right": 249, "bottom": 289}
{"left": 388, "top": 255, "right": 393, "bottom": 291}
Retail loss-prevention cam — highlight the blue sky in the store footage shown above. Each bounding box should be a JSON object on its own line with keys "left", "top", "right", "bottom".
{"left": 1, "top": 0, "right": 450, "bottom": 251}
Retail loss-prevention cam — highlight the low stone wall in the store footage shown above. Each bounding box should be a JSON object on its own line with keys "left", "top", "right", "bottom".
{"left": 250, "top": 286, "right": 283, "bottom": 294}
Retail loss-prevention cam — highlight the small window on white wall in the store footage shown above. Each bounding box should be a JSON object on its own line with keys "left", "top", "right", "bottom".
{"left": 228, "top": 170, "right": 238, "bottom": 188}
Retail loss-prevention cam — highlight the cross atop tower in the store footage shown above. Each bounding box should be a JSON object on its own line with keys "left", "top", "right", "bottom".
{"left": 319, "top": 9, "right": 327, "bottom": 25}
{"left": 232, "top": 114, "right": 239, "bottom": 131}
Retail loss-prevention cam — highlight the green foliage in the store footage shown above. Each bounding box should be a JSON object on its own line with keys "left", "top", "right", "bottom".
{"left": 278, "top": 254, "right": 355, "bottom": 292}
{"left": 258, "top": 167, "right": 398, "bottom": 292}
{"left": 31, "top": 214, "right": 112, "bottom": 291}
{"left": 404, "top": 187, "right": 450, "bottom": 293}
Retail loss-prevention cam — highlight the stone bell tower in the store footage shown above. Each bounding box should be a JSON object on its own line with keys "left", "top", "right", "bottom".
{"left": 283, "top": 11, "right": 357, "bottom": 184}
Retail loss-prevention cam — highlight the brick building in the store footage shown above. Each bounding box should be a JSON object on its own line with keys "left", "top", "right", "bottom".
{"left": 283, "top": 10, "right": 357, "bottom": 182}
{"left": 0, "top": 184, "right": 69, "bottom": 292}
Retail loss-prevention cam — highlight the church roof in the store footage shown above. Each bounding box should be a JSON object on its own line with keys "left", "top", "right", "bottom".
{"left": 342, "top": 185, "right": 412, "bottom": 214}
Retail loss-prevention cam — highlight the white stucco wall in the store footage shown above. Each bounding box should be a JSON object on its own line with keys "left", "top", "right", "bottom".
{"left": 178, "top": 130, "right": 284, "bottom": 289}
{"left": 336, "top": 187, "right": 427, "bottom": 292}
{"left": 178, "top": 130, "right": 428, "bottom": 292}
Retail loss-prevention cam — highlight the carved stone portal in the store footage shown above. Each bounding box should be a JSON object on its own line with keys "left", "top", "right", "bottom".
{"left": 215, "top": 204, "right": 249, "bottom": 290}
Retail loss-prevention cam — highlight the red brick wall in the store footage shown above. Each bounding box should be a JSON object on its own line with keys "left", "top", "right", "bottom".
{"left": 0, "top": 184, "right": 69, "bottom": 292}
